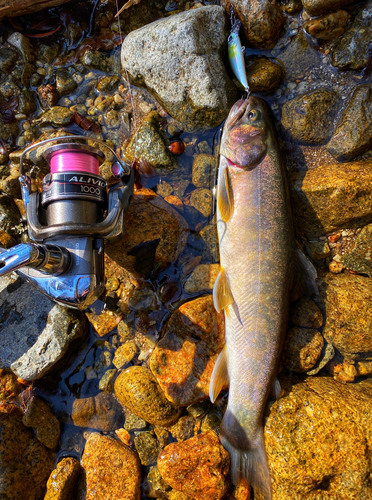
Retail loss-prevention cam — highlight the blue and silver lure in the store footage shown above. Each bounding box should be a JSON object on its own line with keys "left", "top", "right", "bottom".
{"left": 228, "top": 19, "right": 250, "bottom": 94}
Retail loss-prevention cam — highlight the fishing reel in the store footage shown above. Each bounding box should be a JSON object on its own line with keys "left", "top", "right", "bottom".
{"left": 0, "top": 136, "right": 134, "bottom": 310}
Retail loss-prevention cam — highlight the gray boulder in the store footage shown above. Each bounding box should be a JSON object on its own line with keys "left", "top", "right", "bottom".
{"left": 121, "top": 5, "right": 237, "bottom": 131}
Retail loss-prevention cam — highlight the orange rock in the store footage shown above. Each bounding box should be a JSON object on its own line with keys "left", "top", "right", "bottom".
{"left": 158, "top": 431, "right": 231, "bottom": 500}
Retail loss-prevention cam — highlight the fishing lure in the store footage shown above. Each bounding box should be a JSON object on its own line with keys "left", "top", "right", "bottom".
{"left": 228, "top": 18, "right": 250, "bottom": 95}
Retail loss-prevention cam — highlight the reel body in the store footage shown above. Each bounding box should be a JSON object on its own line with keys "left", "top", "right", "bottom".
{"left": 0, "top": 136, "right": 134, "bottom": 310}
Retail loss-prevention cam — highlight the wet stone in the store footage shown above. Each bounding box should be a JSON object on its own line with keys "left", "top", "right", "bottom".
{"left": 304, "top": 10, "right": 351, "bottom": 40}
{"left": 55, "top": 69, "right": 78, "bottom": 96}
{"left": 281, "top": 0, "right": 303, "bottom": 14}
{"left": 302, "top": 0, "right": 356, "bottom": 16}
{"left": 7, "top": 32, "right": 34, "bottom": 62}
{"left": 332, "top": 2, "right": 372, "bottom": 71}
{"left": 18, "top": 89, "right": 37, "bottom": 115}
{"left": 115, "top": 365, "right": 181, "bottom": 426}
{"left": 0, "top": 193, "right": 20, "bottom": 234}
{"left": 326, "top": 85, "right": 372, "bottom": 161}
{"left": 81, "top": 50, "right": 112, "bottom": 72}
{"left": 318, "top": 273, "right": 372, "bottom": 360}
{"left": 144, "top": 465, "right": 172, "bottom": 498}
{"left": 189, "top": 188, "right": 212, "bottom": 217}
{"left": 170, "top": 416, "right": 195, "bottom": 442}
{"left": 265, "top": 376, "right": 372, "bottom": 498}
{"left": 154, "top": 427, "right": 170, "bottom": 448}
{"left": 157, "top": 181, "right": 173, "bottom": 198}
{"left": 78, "top": 433, "right": 141, "bottom": 500}
{"left": 96, "top": 75, "right": 120, "bottom": 92}
{"left": 34, "top": 106, "right": 74, "bottom": 127}
{"left": 0, "top": 403, "right": 55, "bottom": 500}
{"left": 23, "top": 395, "right": 60, "bottom": 449}
{"left": 59, "top": 425, "right": 84, "bottom": 454}
{"left": 192, "top": 154, "right": 216, "bottom": 189}
{"left": 283, "top": 327, "right": 324, "bottom": 373}
{"left": 0, "top": 368, "right": 22, "bottom": 401}
{"left": 44, "top": 457, "right": 81, "bottom": 500}
{"left": 245, "top": 56, "right": 282, "bottom": 93}
{"left": 98, "top": 368, "right": 117, "bottom": 392}
{"left": 71, "top": 392, "right": 124, "bottom": 431}
{"left": 281, "top": 90, "right": 338, "bottom": 144}
{"left": 158, "top": 431, "right": 230, "bottom": 500}
{"left": 134, "top": 431, "right": 160, "bottom": 465}
{"left": 38, "top": 44, "right": 59, "bottom": 64}
{"left": 125, "top": 412, "right": 147, "bottom": 431}
{"left": 306, "top": 241, "right": 331, "bottom": 260}
{"left": 113, "top": 341, "right": 138, "bottom": 369}
{"left": 289, "top": 295, "right": 323, "bottom": 329}
{"left": 199, "top": 224, "right": 219, "bottom": 263}
{"left": 341, "top": 224, "right": 372, "bottom": 276}
{"left": 290, "top": 161, "right": 372, "bottom": 237}
{"left": 86, "top": 309, "right": 120, "bottom": 336}
{"left": 0, "top": 47, "right": 18, "bottom": 72}
{"left": 277, "top": 33, "right": 321, "bottom": 81}
{"left": 184, "top": 263, "right": 220, "bottom": 294}
{"left": 149, "top": 295, "right": 226, "bottom": 406}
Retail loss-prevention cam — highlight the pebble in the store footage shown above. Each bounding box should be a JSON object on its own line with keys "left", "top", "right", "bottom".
{"left": 34, "top": 106, "right": 74, "bottom": 127}
{"left": 245, "top": 56, "right": 282, "bottom": 93}
{"left": 113, "top": 341, "right": 138, "bottom": 368}
{"left": 71, "top": 392, "right": 124, "bottom": 431}
{"left": 170, "top": 416, "right": 195, "bottom": 442}
{"left": 23, "top": 395, "right": 60, "bottom": 449}
{"left": 304, "top": 10, "right": 351, "bottom": 40}
{"left": 134, "top": 431, "right": 161, "bottom": 465}
{"left": 98, "top": 368, "right": 117, "bottom": 392}
{"left": 341, "top": 224, "right": 372, "bottom": 276}
{"left": 283, "top": 327, "right": 324, "bottom": 372}
{"left": 306, "top": 241, "right": 331, "bottom": 260}
{"left": 85, "top": 309, "right": 121, "bottom": 336}
{"left": 44, "top": 457, "right": 81, "bottom": 500}
{"left": 189, "top": 188, "right": 212, "bottom": 217}
{"left": 289, "top": 295, "right": 323, "bottom": 329}
{"left": 0, "top": 368, "right": 22, "bottom": 401}
{"left": 184, "top": 263, "right": 220, "bottom": 293}
{"left": 192, "top": 154, "right": 216, "bottom": 189}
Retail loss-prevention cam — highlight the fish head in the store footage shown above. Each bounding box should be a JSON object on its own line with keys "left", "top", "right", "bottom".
{"left": 221, "top": 96, "right": 272, "bottom": 170}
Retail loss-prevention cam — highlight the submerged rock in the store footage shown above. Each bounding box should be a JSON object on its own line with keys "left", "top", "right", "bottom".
{"left": 149, "top": 295, "right": 225, "bottom": 406}
{"left": 0, "top": 403, "right": 55, "bottom": 500}
{"left": 332, "top": 2, "right": 372, "bottom": 71}
{"left": 72, "top": 392, "right": 124, "bottom": 431}
{"left": 78, "top": 433, "right": 141, "bottom": 500}
{"left": 34, "top": 106, "right": 74, "bottom": 127}
{"left": 277, "top": 33, "right": 320, "bottom": 81}
{"left": 304, "top": 10, "right": 351, "bottom": 40}
{"left": 341, "top": 224, "right": 372, "bottom": 275}
{"left": 0, "top": 193, "right": 21, "bottom": 235}
{"left": 192, "top": 154, "right": 217, "bottom": 189}
{"left": 222, "top": 0, "right": 284, "bottom": 49}
{"left": 289, "top": 295, "right": 323, "bottom": 329}
{"left": 45, "top": 457, "right": 81, "bottom": 500}
{"left": 158, "top": 431, "right": 230, "bottom": 500}
{"left": 184, "top": 263, "right": 220, "bottom": 294}
{"left": 318, "top": 273, "right": 372, "bottom": 360}
{"left": 281, "top": 89, "right": 338, "bottom": 144}
{"left": 0, "top": 47, "right": 17, "bottom": 73}
{"left": 266, "top": 376, "right": 372, "bottom": 498}
{"left": 282, "top": 327, "right": 324, "bottom": 372}
{"left": 245, "top": 56, "right": 282, "bottom": 93}
{"left": 114, "top": 365, "right": 181, "bottom": 426}
{"left": 121, "top": 6, "right": 237, "bottom": 130}
{"left": 23, "top": 395, "right": 60, "bottom": 449}
{"left": 302, "top": 0, "right": 356, "bottom": 16}
{"left": 0, "top": 368, "right": 22, "bottom": 401}
{"left": 326, "top": 85, "right": 372, "bottom": 160}
{"left": 134, "top": 431, "right": 160, "bottom": 466}
{"left": 290, "top": 161, "right": 372, "bottom": 237}
{"left": 11, "top": 304, "right": 88, "bottom": 380}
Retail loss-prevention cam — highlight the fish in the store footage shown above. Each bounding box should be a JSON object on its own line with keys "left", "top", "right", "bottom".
{"left": 209, "top": 96, "right": 316, "bottom": 499}
{"left": 228, "top": 19, "right": 249, "bottom": 93}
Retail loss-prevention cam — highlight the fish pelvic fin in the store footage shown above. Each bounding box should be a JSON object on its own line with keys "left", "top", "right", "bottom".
{"left": 290, "top": 247, "right": 318, "bottom": 301}
{"left": 218, "top": 165, "right": 234, "bottom": 223}
{"left": 220, "top": 413, "right": 272, "bottom": 500}
{"left": 209, "top": 345, "right": 229, "bottom": 403}
{"left": 213, "top": 267, "right": 234, "bottom": 314}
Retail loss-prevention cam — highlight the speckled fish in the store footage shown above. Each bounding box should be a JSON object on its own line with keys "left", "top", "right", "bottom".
{"left": 209, "top": 96, "right": 316, "bottom": 499}
{"left": 228, "top": 19, "right": 249, "bottom": 93}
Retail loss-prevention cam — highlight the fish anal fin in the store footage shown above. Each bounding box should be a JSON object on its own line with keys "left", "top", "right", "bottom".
{"left": 209, "top": 345, "right": 229, "bottom": 403}
{"left": 213, "top": 267, "right": 234, "bottom": 313}
{"left": 218, "top": 166, "right": 233, "bottom": 223}
{"left": 291, "top": 247, "right": 318, "bottom": 302}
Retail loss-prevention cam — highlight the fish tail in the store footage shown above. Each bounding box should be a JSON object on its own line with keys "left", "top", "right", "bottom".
{"left": 220, "top": 411, "right": 272, "bottom": 499}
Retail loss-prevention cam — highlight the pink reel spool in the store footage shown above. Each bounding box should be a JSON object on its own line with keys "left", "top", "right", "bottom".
{"left": 50, "top": 150, "right": 100, "bottom": 175}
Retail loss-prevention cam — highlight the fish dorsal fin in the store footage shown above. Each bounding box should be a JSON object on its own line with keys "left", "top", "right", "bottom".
{"left": 213, "top": 267, "right": 234, "bottom": 314}
{"left": 209, "top": 345, "right": 229, "bottom": 403}
{"left": 218, "top": 165, "right": 233, "bottom": 223}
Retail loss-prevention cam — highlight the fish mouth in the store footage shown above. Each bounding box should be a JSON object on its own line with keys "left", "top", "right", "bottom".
{"left": 226, "top": 96, "right": 263, "bottom": 131}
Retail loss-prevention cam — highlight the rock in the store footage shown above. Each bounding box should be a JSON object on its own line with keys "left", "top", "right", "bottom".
{"left": 326, "top": 85, "right": 372, "bottom": 160}
{"left": 307, "top": 341, "right": 335, "bottom": 376}
{"left": 0, "top": 193, "right": 20, "bottom": 235}
{"left": 0, "top": 368, "right": 22, "bottom": 401}
{"left": 143, "top": 465, "right": 172, "bottom": 498}
{"left": 98, "top": 368, "right": 117, "bottom": 392}
{"left": 78, "top": 433, "right": 141, "bottom": 500}
{"left": 7, "top": 32, "right": 34, "bottom": 62}
{"left": 18, "top": 89, "right": 37, "bottom": 115}
{"left": 290, "top": 161, "right": 372, "bottom": 237}
{"left": 0, "top": 230, "right": 15, "bottom": 248}
{"left": 282, "top": 327, "right": 324, "bottom": 372}
{"left": 265, "top": 376, "right": 372, "bottom": 498}
{"left": 157, "top": 181, "right": 173, "bottom": 198}
{"left": 38, "top": 84, "right": 60, "bottom": 109}
{"left": 281, "top": 90, "right": 338, "bottom": 144}
{"left": 341, "top": 224, "right": 372, "bottom": 275}
{"left": 115, "top": 365, "right": 181, "bottom": 426}
{"left": 55, "top": 69, "right": 78, "bottom": 96}
{"left": 45, "top": 457, "right": 81, "bottom": 500}
{"left": 289, "top": 295, "right": 323, "bottom": 329}
{"left": 23, "top": 395, "right": 60, "bottom": 449}
{"left": 149, "top": 295, "right": 225, "bottom": 406}
{"left": 121, "top": 6, "right": 237, "bottom": 131}
{"left": 184, "top": 263, "right": 220, "bottom": 294}
{"left": 34, "top": 106, "right": 73, "bottom": 127}
{"left": 134, "top": 431, "right": 160, "bottom": 465}
{"left": 170, "top": 416, "right": 195, "bottom": 442}
{"left": 0, "top": 403, "right": 55, "bottom": 500}
{"left": 38, "top": 44, "right": 59, "bottom": 64}
{"left": 189, "top": 188, "right": 212, "bottom": 217}
{"left": 72, "top": 392, "right": 124, "bottom": 431}
{"left": 222, "top": 0, "right": 284, "bottom": 49}
{"left": 304, "top": 10, "right": 351, "bottom": 40}
{"left": 124, "top": 412, "right": 147, "bottom": 431}
{"left": 277, "top": 33, "right": 321, "bottom": 81}
{"left": 245, "top": 56, "right": 282, "bottom": 93}
{"left": 158, "top": 431, "right": 230, "bottom": 500}
{"left": 115, "top": 428, "right": 132, "bottom": 447}
{"left": 105, "top": 189, "right": 188, "bottom": 277}
{"left": 81, "top": 50, "right": 112, "bottom": 72}
{"left": 332, "top": 2, "right": 372, "bottom": 70}
{"left": 306, "top": 240, "right": 331, "bottom": 260}
{"left": 125, "top": 112, "right": 177, "bottom": 175}
{"left": 96, "top": 75, "right": 120, "bottom": 92}
{"left": 281, "top": 0, "right": 303, "bottom": 14}
{"left": 11, "top": 304, "right": 88, "bottom": 380}
{"left": 113, "top": 341, "right": 138, "bottom": 369}
{"left": 0, "top": 47, "right": 18, "bottom": 72}
{"left": 199, "top": 225, "right": 219, "bottom": 263}
{"left": 302, "top": 0, "right": 356, "bottom": 16}
{"left": 192, "top": 154, "right": 217, "bottom": 189}
{"left": 318, "top": 273, "right": 372, "bottom": 360}
{"left": 85, "top": 309, "right": 121, "bottom": 336}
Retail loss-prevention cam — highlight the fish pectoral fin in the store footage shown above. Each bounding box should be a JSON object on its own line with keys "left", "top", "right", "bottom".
{"left": 217, "top": 166, "right": 233, "bottom": 223}
{"left": 290, "top": 247, "right": 318, "bottom": 301}
{"left": 209, "top": 345, "right": 229, "bottom": 403}
{"left": 213, "top": 267, "right": 234, "bottom": 313}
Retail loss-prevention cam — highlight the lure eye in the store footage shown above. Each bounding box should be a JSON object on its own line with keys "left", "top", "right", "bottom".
{"left": 248, "top": 110, "right": 259, "bottom": 120}
{"left": 228, "top": 35, "right": 233, "bottom": 43}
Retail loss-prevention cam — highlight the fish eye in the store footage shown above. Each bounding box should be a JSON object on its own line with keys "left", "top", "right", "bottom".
{"left": 248, "top": 109, "right": 259, "bottom": 120}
